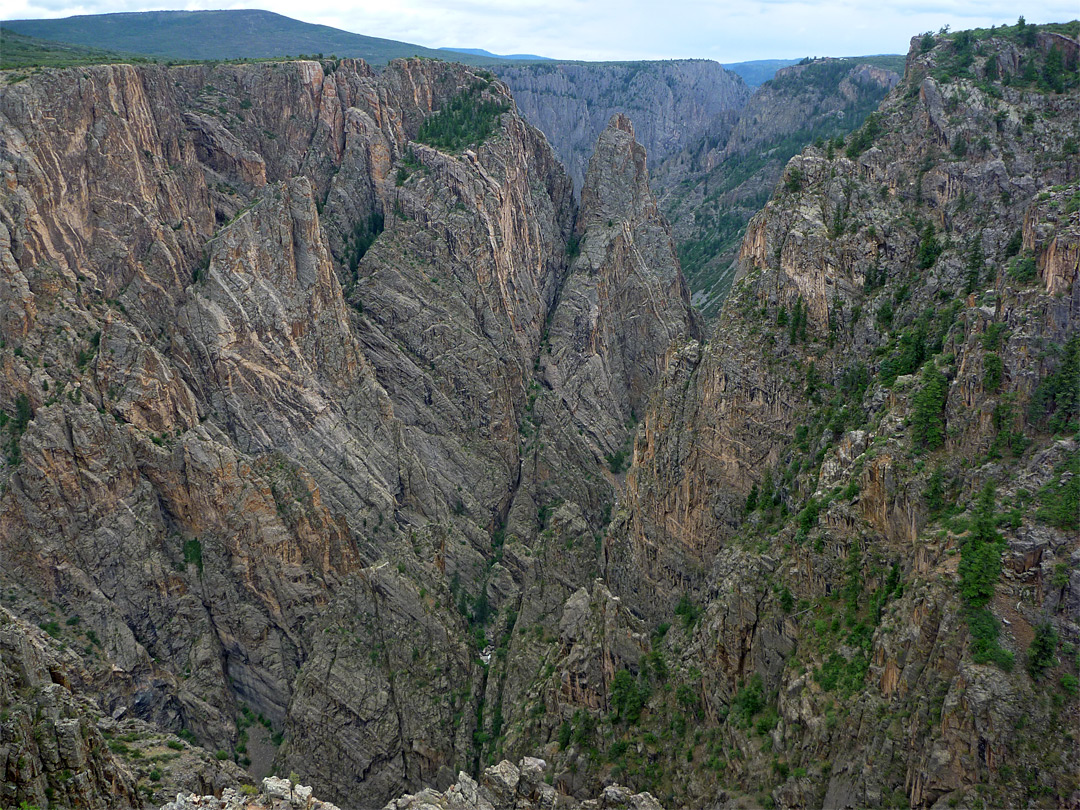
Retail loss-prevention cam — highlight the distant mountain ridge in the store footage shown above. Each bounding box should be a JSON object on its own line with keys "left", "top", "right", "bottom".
{"left": 440, "top": 47, "right": 551, "bottom": 61}
{"left": 0, "top": 9, "right": 512, "bottom": 66}
{"left": 2, "top": 9, "right": 857, "bottom": 87}
{"left": 721, "top": 58, "right": 800, "bottom": 86}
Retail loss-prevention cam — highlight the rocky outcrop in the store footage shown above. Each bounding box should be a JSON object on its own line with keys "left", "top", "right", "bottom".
{"left": 0, "top": 51, "right": 699, "bottom": 808}
{"left": 0, "top": 608, "right": 140, "bottom": 808}
{"left": 652, "top": 57, "right": 900, "bottom": 316}
{"left": 591, "top": 26, "right": 1079, "bottom": 808}
{"left": 543, "top": 115, "right": 699, "bottom": 459}
{"left": 384, "top": 758, "right": 663, "bottom": 810}
{"left": 495, "top": 61, "right": 749, "bottom": 195}
{"left": 0, "top": 55, "right": 566, "bottom": 808}
{"left": 3, "top": 22, "right": 1078, "bottom": 810}
{"left": 161, "top": 776, "right": 341, "bottom": 810}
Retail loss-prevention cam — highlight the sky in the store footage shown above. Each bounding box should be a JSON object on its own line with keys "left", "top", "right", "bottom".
{"left": 1, "top": 0, "right": 1077, "bottom": 62}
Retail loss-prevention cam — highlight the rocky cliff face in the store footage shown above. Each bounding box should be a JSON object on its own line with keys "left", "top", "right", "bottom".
{"left": 652, "top": 57, "right": 901, "bottom": 317}
{"left": 543, "top": 114, "right": 700, "bottom": 458}
{"left": 386, "top": 757, "right": 663, "bottom": 810}
{"left": 1, "top": 607, "right": 246, "bottom": 807}
{"left": 1, "top": 608, "right": 141, "bottom": 808}
{"left": 0, "top": 54, "right": 695, "bottom": 809}
{"left": 589, "top": 24, "right": 1078, "bottom": 808}
{"left": 495, "top": 61, "right": 750, "bottom": 196}
{"left": 3, "top": 21, "right": 1078, "bottom": 810}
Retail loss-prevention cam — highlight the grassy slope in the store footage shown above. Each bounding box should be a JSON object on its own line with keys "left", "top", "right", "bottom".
{"left": 1, "top": 9, "right": 505, "bottom": 67}
{"left": 0, "top": 30, "right": 153, "bottom": 70}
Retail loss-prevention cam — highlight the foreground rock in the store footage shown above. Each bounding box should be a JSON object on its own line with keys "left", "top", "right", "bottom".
{"left": 161, "top": 776, "right": 341, "bottom": 810}
{"left": 384, "top": 758, "right": 663, "bottom": 810}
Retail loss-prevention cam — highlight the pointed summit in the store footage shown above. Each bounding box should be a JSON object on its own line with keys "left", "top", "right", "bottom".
{"left": 541, "top": 116, "right": 699, "bottom": 461}
{"left": 578, "top": 114, "right": 656, "bottom": 228}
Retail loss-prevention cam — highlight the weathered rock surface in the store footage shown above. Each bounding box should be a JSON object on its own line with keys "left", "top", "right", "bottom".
{"left": 589, "top": 27, "right": 1079, "bottom": 808}
{"left": 495, "top": 60, "right": 750, "bottom": 195}
{"left": 383, "top": 758, "right": 662, "bottom": 810}
{"left": 544, "top": 114, "right": 699, "bottom": 459}
{"left": 652, "top": 57, "right": 901, "bottom": 316}
{"left": 3, "top": 22, "right": 1079, "bottom": 810}
{"left": 0, "top": 53, "right": 694, "bottom": 808}
{"left": 160, "top": 776, "right": 341, "bottom": 810}
{"left": 0, "top": 608, "right": 140, "bottom": 808}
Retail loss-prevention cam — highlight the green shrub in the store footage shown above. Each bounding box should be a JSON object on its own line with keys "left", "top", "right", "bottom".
{"left": 967, "top": 608, "right": 1014, "bottom": 670}
{"left": 183, "top": 539, "right": 204, "bottom": 574}
{"left": 1004, "top": 229, "right": 1023, "bottom": 257}
{"left": 731, "top": 675, "right": 765, "bottom": 725}
{"left": 344, "top": 211, "right": 385, "bottom": 274}
{"left": 779, "top": 587, "right": 794, "bottom": 613}
{"left": 1007, "top": 252, "right": 1038, "bottom": 285}
{"left": 606, "top": 449, "right": 628, "bottom": 474}
{"left": 1027, "top": 622, "right": 1058, "bottom": 680}
{"left": 798, "top": 498, "right": 820, "bottom": 531}
{"left": 845, "top": 113, "right": 882, "bottom": 158}
{"left": 1028, "top": 336, "right": 1079, "bottom": 433}
{"left": 983, "top": 353, "right": 1003, "bottom": 391}
{"left": 610, "top": 669, "right": 649, "bottom": 724}
{"left": 915, "top": 223, "right": 943, "bottom": 269}
{"left": 958, "top": 484, "right": 1013, "bottom": 670}
{"left": 924, "top": 466, "right": 946, "bottom": 514}
{"left": 1061, "top": 674, "right": 1079, "bottom": 696}
{"left": 959, "top": 484, "right": 1003, "bottom": 607}
{"left": 674, "top": 593, "right": 702, "bottom": 631}
{"left": 815, "top": 651, "right": 870, "bottom": 695}
{"left": 557, "top": 720, "right": 572, "bottom": 749}
{"left": 911, "top": 364, "right": 948, "bottom": 451}
{"left": 1036, "top": 454, "right": 1079, "bottom": 530}
{"left": 3, "top": 393, "right": 32, "bottom": 466}
{"left": 415, "top": 84, "right": 508, "bottom": 152}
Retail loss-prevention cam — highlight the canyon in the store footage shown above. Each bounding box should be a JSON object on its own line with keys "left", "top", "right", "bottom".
{"left": 1, "top": 19, "right": 1078, "bottom": 810}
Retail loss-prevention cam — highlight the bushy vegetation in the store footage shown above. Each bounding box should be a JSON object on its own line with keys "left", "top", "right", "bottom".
{"left": 1028, "top": 335, "right": 1079, "bottom": 434}
{"left": 344, "top": 211, "right": 384, "bottom": 275}
{"left": 910, "top": 363, "right": 948, "bottom": 452}
{"left": 844, "top": 112, "right": 882, "bottom": 159}
{"left": 674, "top": 593, "right": 702, "bottom": 631}
{"left": 1, "top": 394, "right": 33, "bottom": 466}
{"left": 1027, "top": 622, "right": 1058, "bottom": 680}
{"left": 610, "top": 668, "right": 649, "bottom": 724}
{"left": 0, "top": 29, "right": 155, "bottom": 70}
{"left": 958, "top": 484, "right": 1013, "bottom": 670}
{"left": 1036, "top": 454, "right": 1079, "bottom": 531}
{"left": 926, "top": 19, "right": 1080, "bottom": 93}
{"left": 915, "top": 223, "right": 944, "bottom": 270}
{"left": 415, "top": 84, "right": 508, "bottom": 152}
{"left": 183, "top": 539, "right": 204, "bottom": 574}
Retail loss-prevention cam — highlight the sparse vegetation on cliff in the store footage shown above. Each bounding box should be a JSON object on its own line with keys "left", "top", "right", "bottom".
{"left": 415, "top": 83, "right": 508, "bottom": 152}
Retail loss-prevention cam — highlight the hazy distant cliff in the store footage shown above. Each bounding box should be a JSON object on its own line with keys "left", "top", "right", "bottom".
{"left": 495, "top": 60, "right": 751, "bottom": 193}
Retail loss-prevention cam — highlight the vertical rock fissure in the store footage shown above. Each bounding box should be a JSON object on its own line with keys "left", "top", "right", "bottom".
{"left": 366, "top": 575, "right": 412, "bottom": 787}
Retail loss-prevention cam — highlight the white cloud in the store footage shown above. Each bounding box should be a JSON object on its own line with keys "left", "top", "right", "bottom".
{"left": 1, "top": 0, "right": 1076, "bottom": 62}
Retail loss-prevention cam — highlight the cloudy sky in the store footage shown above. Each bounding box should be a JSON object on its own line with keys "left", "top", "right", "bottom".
{"left": 1, "top": 0, "right": 1076, "bottom": 62}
